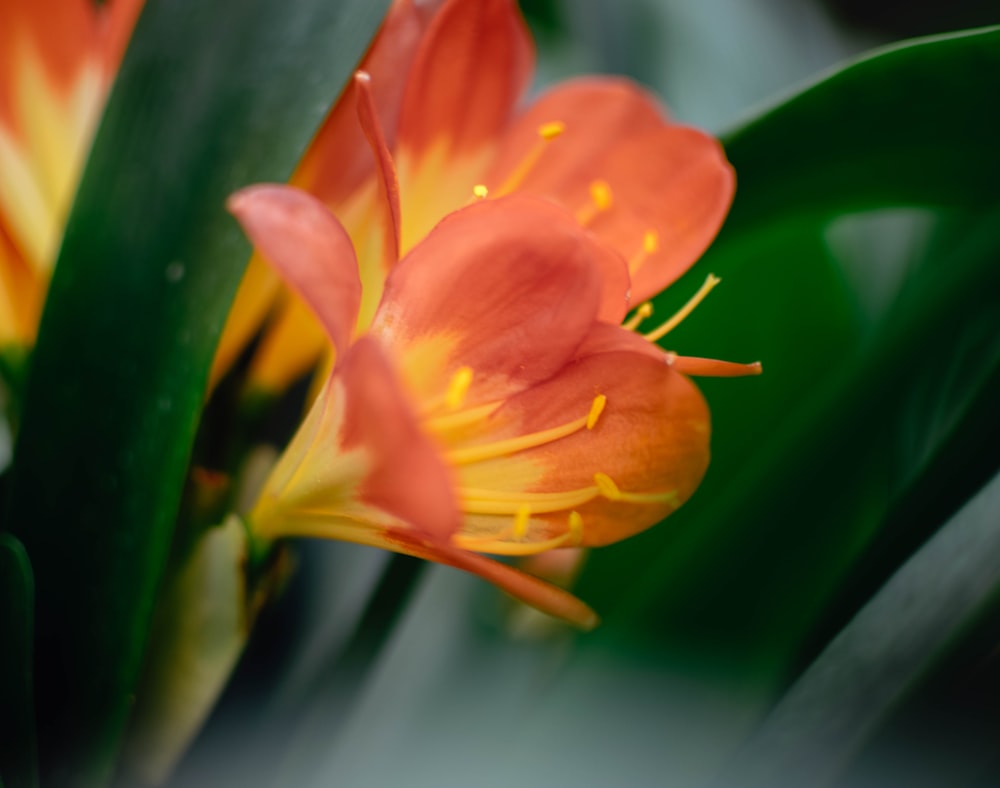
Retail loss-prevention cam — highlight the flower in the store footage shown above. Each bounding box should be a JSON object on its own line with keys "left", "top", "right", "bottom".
{"left": 0, "top": 0, "right": 142, "bottom": 346}
{"left": 228, "top": 183, "right": 759, "bottom": 629}
{"left": 214, "top": 0, "right": 740, "bottom": 396}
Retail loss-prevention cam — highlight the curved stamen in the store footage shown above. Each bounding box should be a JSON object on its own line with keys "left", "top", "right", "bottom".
{"left": 459, "top": 485, "right": 601, "bottom": 514}
{"left": 643, "top": 273, "right": 721, "bottom": 343}
{"left": 445, "top": 395, "right": 605, "bottom": 465}
{"left": 494, "top": 121, "right": 565, "bottom": 196}
{"left": 628, "top": 230, "right": 660, "bottom": 275}
{"left": 622, "top": 301, "right": 654, "bottom": 331}
{"left": 576, "top": 179, "right": 614, "bottom": 226}
{"left": 667, "top": 354, "right": 763, "bottom": 377}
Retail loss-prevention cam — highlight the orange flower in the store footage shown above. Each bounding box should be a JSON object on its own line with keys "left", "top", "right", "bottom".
{"left": 215, "top": 0, "right": 739, "bottom": 396}
{"left": 0, "top": 0, "right": 142, "bottom": 346}
{"left": 228, "top": 180, "right": 759, "bottom": 629}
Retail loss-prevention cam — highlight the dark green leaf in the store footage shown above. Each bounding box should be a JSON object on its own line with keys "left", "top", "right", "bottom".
{"left": 721, "top": 25, "right": 1000, "bottom": 235}
{"left": 3, "top": 0, "right": 390, "bottom": 783}
{"left": 712, "top": 468, "right": 1000, "bottom": 788}
{"left": 0, "top": 532, "right": 37, "bottom": 788}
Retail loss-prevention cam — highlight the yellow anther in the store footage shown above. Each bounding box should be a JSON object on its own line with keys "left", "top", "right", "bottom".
{"left": 495, "top": 121, "right": 565, "bottom": 196}
{"left": 538, "top": 121, "right": 566, "bottom": 140}
{"left": 594, "top": 472, "right": 622, "bottom": 501}
{"left": 590, "top": 180, "right": 614, "bottom": 211}
{"left": 447, "top": 402, "right": 593, "bottom": 465}
{"left": 568, "top": 511, "right": 584, "bottom": 545}
{"left": 643, "top": 274, "right": 721, "bottom": 343}
{"left": 472, "top": 183, "right": 489, "bottom": 199}
{"left": 586, "top": 394, "right": 607, "bottom": 430}
{"left": 643, "top": 230, "right": 659, "bottom": 254}
{"left": 622, "top": 302, "right": 653, "bottom": 331}
{"left": 445, "top": 366, "right": 474, "bottom": 410}
{"left": 513, "top": 504, "right": 531, "bottom": 539}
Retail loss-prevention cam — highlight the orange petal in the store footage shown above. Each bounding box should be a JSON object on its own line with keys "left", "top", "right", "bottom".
{"left": 484, "top": 76, "right": 666, "bottom": 198}
{"left": 340, "top": 337, "right": 459, "bottom": 540}
{"left": 293, "top": 0, "right": 426, "bottom": 206}
{"left": 396, "top": 0, "right": 533, "bottom": 161}
{"left": 371, "top": 196, "right": 606, "bottom": 405}
{"left": 0, "top": 220, "right": 42, "bottom": 345}
{"left": 227, "top": 184, "right": 361, "bottom": 356}
{"left": 586, "top": 126, "right": 735, "bottom": 301}
{"left": 386, "top": 529, "right": 599, "bottom": 630}
{"left": 466, "top": 341, "right": 711, "bottom": 546}
{"left": 100, "top": 0, "right": 145, "bottom": 74}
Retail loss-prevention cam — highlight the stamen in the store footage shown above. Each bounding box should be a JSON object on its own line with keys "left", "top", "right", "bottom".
{"left": 568, "top": 511, "right": 584, "bottom": 545}
{"left": 594, "top": 472, "right": 622, "bottom": 500}
{"left": 451, "top": 529, "right": 575, "bottom": 555}
{"left": 445, "top": 366, "right": 474, "bottom": 410}
{"left": 594, "top": 472, "right": 680, "bottom": 506}
{"left": 494, "top": 121, "right": 565, "bottom": 196}
{"left": 472, "top": 183, "right": 489, "bottom": 200}
{"left": 459, "top": 486, "right": 601, "bottom": 514}
{"left": 627, "top": 229, "right": 660, "bottom": 274}
{"left": 622, "top": 302, "right": 653, "bottom": 331}
{"left": 446, "top": 395, "right": 602, "bottom": 465}
{"left": 643, "top": 274, "right": 721, "bottom": 343}
{"left": 576, "top": 179, "right": 615, "bottom": 226}
{"left": 423, "top": 400, "right": 502, "bottom": 433}
{"left": 513, "top": 504, "right": 531, "bottom": 539}
{"left": 587, "top": 394, "right": 607, "bottom": 430}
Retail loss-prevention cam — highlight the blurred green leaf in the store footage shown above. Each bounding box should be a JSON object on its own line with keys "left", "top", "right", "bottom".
{"left": 713, "top": 467, "right": 1000, "bottom": 788}
{"left": 0, "top": 532, "right": 37, "bottom": 788}
{"left": 720, "top": 25, "right": 1000, "bottom": 233}
{"left": 3, "top": 0, "right": 390, "bottom": 783}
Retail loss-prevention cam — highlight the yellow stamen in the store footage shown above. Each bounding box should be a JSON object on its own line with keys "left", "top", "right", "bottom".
{"left": 643, "top": 274, "right": 721, "bottom": 343}
{"left": 451, "top": 529, "right": 576, "bottom": 555}
{"left": 628, "top": 229, "right": 660, "bottom": 274}
{"left": 423, "top": 400, "right": 502, "bottom": 433}
{"left": 587, "top": 394, "right": 607, "bottom": 430}
{"left": 446, "top": 395, "right": 602, "bottom": 465}
{"left": 622, "top": 302, "right": 653, "bottom": 331}
{"left": 594, "top": 472, "right": 622, "bottom": 500}
{"left": 494, "top": 121, "right": 565, "bottom": 196}
{"left": 513, "top": 504, "right": 531, "bottom": 539}
{"left": 594, "top": 472, "right": 680, "bottom": 506}
{"left": 576, "top": 179, "right": 615, "bottom": 226}
{"left": 568, "top": 511, "right": 584, "bottom": 545}
{"left": 459, "top": 486, "right": 601, "bottom": 514}
{"left": 472, "top": 183, "right": 489, "bottom": 199}
{"left": 445, "top": 366, "right": 474, "bottom": 410}
{"left": 643, "top": 230, "right": 659, "bottom": 254}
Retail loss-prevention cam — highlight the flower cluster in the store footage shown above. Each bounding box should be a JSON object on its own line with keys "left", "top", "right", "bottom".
{"left": 228, "top": 0, "right": 760, "bottom": 628}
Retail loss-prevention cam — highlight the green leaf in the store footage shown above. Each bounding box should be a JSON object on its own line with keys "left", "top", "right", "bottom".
{"left": 0, "top": 532, "right": 37, "bottom": 788}
{"left": 720, "top": 25, "right": 1000, "bottom": 235}
{"left": 712, "top": 468, "right": 1000, "bottom": 788}
{"left": 2, "top": 0, "right": 390, "bottom": 783}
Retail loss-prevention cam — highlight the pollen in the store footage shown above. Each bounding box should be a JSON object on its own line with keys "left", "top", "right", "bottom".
{"left": 538, "top": 121, "right": 566, "bottom": 140}
{"left": 494, "top": 121, "right": 566, "bottom": 196}
{"left": 587, "top": 394, "right": 607, "bottom": 430}
{"left": 643, "top": 274, "right": 721, "bottom": 343}
{"left": 568, "top": 511, "right": 584, "bottom": 544}
{"left": 472, "top": 183, "right": 489, "bottom": 199}
{"left": 643, "top": 230, "right": 659, "bottom": 254}
{"left": 445, "top": 366, "right": 474, "bottom": 410}
{"left": 594, "top": 472, "right": 622, "bottom": 501}
{"left": 590, "top": 180, "right": 614, "bottom": 211}
{"left": 513, "top": 504, "right": 531, "bottom": 539}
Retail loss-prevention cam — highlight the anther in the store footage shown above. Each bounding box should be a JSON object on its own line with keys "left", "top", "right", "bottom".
{"left": 643, "top": 230, "right": 659, "bottom": 254}
{"left": 568, "top": 511, "right": 584, "bottom": 545}
{"left": 622, "top": 302, "right": 654, "bottom": 331}
{"left": 586, "top": 395, "right": 607, "bottom": 430}
{"left": 590, "top": 180, "right": 613, "bottom": 211}
{"left": 494, "top": 121, "right": 565, "bottom": 196}
{"left": 643, "top": 274, "right": 721, "bottom": 343}
{"left": 538, "top": 121, "right": 566, "bottom": 140}
{"left": 472, "top": 183, "right": 489, "bottom": 199}
{"left": 445, "top": 366, "right": 474, "bottom": 410}
{"left": 594, "top": 472, "right": 622, "bottom": 501}
{"left": 513, "top": 504, "right": 531, "bottom": 539}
